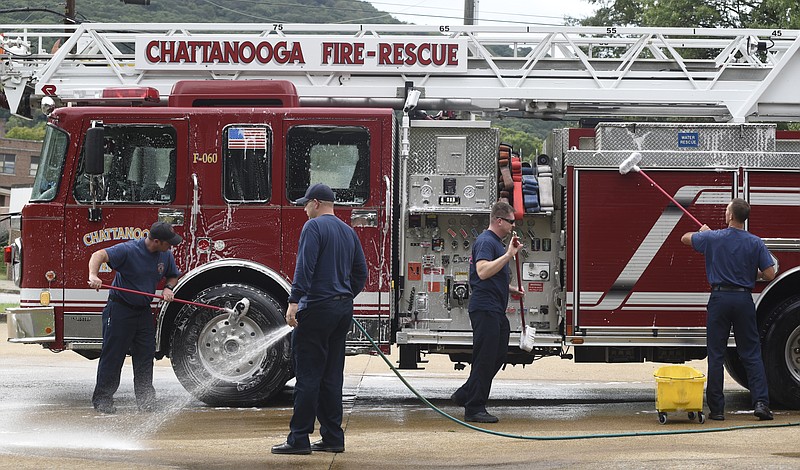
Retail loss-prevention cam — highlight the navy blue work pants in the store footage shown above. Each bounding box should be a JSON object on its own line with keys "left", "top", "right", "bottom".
{"left": 92, "top": 300, "right": 156, "bottom": 408}
{"left": 287, "top": 297, "right": 353, "bottom": 448}
{"left": 453, "top": 310, "right": 510, "bottom": 415}
{"left": 706, "top": 290, "right": 769, "bottom": 413}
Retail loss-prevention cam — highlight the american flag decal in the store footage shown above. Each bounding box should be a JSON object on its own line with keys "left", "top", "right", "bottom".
{"left": 228, "top": 127, "right": 267, "bottom": 150}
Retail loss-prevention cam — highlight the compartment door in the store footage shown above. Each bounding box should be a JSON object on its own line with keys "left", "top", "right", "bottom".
{"left": 570, "top": 168, "right": 736, "bottom": 331}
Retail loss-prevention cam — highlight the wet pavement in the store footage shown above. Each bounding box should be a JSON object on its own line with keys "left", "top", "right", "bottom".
{"left": 2, "top": 316, "right": 799, "bottom": 469}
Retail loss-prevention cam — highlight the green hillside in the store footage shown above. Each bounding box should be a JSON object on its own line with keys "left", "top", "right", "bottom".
{"left": 0, "top": 0, "right": 400, "bottom": 25}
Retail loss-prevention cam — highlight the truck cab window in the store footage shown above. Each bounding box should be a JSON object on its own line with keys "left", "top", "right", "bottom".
{"left": 286, "top": 125, "right": 370, "bottom": 205}
{"left": 74, "top": 125, "right": 177, "bottom": 204}
{"left": 30, "top": 125, "right": 69, "bottom": 202}
{"left": 223, "top": 125, "right": 272, "bottom": 203}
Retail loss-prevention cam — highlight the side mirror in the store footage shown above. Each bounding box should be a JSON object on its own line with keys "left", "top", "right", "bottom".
{"left": 85, "top": 127, "right": 105, "bottom": 175}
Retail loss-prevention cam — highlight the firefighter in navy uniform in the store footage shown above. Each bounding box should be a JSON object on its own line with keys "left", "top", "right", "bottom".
{"left": 681, "top": 198, "right": 775, "bottom": 421}
{"left": 451, "top": 201, "right": 523, "bottom": 423}
{"left": 272, "top": 183, "right": 367, "bottom": 455}
{"left": 87, "top": 221, "right": 182, "bottom": 414}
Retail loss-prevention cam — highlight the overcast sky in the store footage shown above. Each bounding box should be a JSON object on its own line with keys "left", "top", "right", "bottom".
{"left": 365, "top": 0, "right": 597, "bottom": 26}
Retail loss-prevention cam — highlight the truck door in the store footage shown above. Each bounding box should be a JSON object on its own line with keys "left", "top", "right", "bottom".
{"left": 281, "top": 117, "right": 391, "bottom": 352}
{"left": 63, "top": 119, "right": 189, "bottom": 343}
{"left": 186, "top": 119, "right": 283, "bottom": 274}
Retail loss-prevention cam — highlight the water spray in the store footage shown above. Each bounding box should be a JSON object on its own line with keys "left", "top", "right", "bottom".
{"left": 618, "top": 152, "right": 703, "bottom": 228}
{"left": 101, "top": 284, "right": 250, "bottom": 322}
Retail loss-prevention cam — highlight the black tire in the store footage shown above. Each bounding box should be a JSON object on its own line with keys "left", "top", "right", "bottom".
{"left": 657, "top": 412, "right": 667, "bottom": 425}
{"left": 170, "top": 283, "right": 292, "bottom": 407}
{"left": 723, "top": 347, "right": 749, "bottom": 389}
{"left": 761, "top": 295, "right": 800, "bottom": 409}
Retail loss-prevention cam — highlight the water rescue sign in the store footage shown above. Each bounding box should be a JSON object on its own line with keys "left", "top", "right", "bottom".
{"left": 135, "top": 35, "right": 468, "bottom": 73}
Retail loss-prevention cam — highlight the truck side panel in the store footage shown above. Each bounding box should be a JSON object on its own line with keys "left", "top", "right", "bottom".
{"left": 570, "top": 167, "right": 732, "bottom": 329}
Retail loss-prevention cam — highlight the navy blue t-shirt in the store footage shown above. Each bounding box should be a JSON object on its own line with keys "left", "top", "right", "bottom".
{"left": 288, "top": 214, "right": 368, "bottom": 311}
{"left": 691, "top": 227, "right": 773, "bottom": 289}
{"left": 468, "top": 229, "right": 510, "bottom": 314}
{"left": 106, "top": 238, "right": 181, "bottom": 307}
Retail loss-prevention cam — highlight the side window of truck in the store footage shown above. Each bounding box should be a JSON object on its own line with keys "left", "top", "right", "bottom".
{"left": 74, "top": 125, "right": 177, "bottom": 204}
{"left": 222, "top": 125, "right": 272, "bottom": 203}
{"left": 286, "top": 125, "right": 370, "bottom": 205}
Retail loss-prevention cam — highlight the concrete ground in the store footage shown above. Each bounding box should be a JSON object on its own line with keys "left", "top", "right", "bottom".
{"left": 2, "top": 313, "right": 799, "bottom": 469}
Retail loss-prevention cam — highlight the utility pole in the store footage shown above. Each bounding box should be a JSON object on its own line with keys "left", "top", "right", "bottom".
{"left": 65, "top": 0, "right": 76, "bottom": 24}
{"left": 464, "top": 0, "right": 475, "bottom": 25}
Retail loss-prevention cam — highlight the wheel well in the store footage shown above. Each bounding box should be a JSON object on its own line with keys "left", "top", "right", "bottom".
{"left": 756, "top": 269, "right": 800, "bottom": 333}
{"left": 157, "top": 266, "right": 289, "bottom": 358}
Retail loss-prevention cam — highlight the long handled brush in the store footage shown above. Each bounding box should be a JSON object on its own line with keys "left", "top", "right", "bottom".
{"left": 101, "top": 283, "right": 250, "bottom": 322}
{"left": 618, "top": 152, "right": 703, "bottom": 227}
{"left": 512, "top": 232, "right": 535, "bottom": 352}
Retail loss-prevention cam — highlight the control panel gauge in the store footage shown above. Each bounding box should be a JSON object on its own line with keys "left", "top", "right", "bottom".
{"left": 420, "top": 184, "right": 433, "bottom": 199}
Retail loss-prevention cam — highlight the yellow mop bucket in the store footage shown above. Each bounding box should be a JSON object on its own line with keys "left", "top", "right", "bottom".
{"left": 653, "top": 365, "right": 706, "bottom": 424}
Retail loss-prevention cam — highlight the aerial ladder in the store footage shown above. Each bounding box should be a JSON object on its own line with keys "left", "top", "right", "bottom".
{"left": 1, "top": 23, "right": 799, "bottom": 122}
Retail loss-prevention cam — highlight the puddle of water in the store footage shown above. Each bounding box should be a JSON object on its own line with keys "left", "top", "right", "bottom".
{"left": 0, "top": 429, "right": 145, "bottom": 451}
{"left": 0, "top": 325, "right": 293, "bottom": 451}
{"left": 129, "top": 324, "right": 293, "bottom": 436}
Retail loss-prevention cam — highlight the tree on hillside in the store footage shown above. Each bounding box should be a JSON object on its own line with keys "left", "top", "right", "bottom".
{"left": 579, "top": 0, "right": 800, "bottom": 28}
{"left": 5, "top": 125, "right": 46, "bottom": 141}
{"left": 494, "top": 127, "right": 543, "bottom": 163}
{"left": 4, "top": 114, "right": 46, "bottom": 141}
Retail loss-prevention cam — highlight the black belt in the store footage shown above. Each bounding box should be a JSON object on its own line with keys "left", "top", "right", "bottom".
{"left": 330, "top": 295, "right": 350, "bottom": 301}
{"left": 712, "top": 285, "right": 751, "bottom": 292}
{"left": 109, "top": 295, "right": 152, "bottom": 311}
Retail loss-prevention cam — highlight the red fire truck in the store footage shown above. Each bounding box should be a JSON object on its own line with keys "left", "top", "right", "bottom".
{"left": 3, "top": 24, "right": 799, "bottom": 408}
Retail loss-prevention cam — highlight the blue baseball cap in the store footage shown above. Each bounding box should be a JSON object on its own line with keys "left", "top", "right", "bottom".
{"left": 294, "top": 183, "right": 335, "bottom": 206}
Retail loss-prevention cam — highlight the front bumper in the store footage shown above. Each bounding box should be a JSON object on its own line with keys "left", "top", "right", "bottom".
{"left": 5, "top": 306, "right": 55, "bottom": 343}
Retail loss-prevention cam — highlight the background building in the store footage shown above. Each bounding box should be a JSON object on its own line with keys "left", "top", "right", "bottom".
{"left": 0, "top": 136, "right": 40, "bottom": 253}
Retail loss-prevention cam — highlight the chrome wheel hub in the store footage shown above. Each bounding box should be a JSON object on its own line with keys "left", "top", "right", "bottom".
{"left": 197, "top": 313, "right": 266, "bottom": 382}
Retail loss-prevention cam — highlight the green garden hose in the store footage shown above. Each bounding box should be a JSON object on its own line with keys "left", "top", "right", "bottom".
{"left": 352, "top": 319, "right": 799, "bottom": 440}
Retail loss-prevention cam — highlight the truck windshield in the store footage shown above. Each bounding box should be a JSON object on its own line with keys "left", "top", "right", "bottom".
{"left": 30, "top": 125, "right": 69, "bottom": 202}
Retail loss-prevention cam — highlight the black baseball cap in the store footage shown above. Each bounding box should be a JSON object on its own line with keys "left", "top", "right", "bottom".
{"left": 294, "top": 183, "right": 335, "bottom": 206}
{"left": 149, "top": 221, "right": 182, "bottom": 246}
